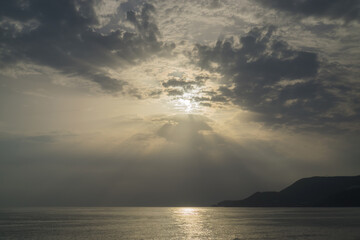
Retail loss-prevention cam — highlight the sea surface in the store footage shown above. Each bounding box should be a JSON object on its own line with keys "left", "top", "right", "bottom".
{"left": 0, "top": 207, "right": 359, "bottom": 239}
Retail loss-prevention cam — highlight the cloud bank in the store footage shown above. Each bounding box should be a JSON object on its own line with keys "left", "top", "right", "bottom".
{"left": 191, "top": 26, "right": 360, "bottom": 131}
{"left": 0, "top": 0, "right": 174, "bottom": 93}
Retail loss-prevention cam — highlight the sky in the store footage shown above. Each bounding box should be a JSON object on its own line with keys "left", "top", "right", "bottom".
{"left": 0, "top": 0, "right": 359, "bottom": 207}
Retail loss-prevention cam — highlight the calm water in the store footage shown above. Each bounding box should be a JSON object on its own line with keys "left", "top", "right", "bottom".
{"left": 0, "top": 207, "right": 359, "bottom": 239}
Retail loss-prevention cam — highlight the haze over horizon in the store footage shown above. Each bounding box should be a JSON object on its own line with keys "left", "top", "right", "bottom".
{"left": 0, "top": 0, "right": 360, "bottom": 207}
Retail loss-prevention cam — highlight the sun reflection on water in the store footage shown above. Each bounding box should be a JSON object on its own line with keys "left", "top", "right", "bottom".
{"left": 173, "top": 208, "right": 210, "bottom": 239}
{"left": 180, "top": 207, "right": 197, "bottom": 215}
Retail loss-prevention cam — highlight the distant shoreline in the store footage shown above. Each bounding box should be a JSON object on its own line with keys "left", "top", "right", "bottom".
{"left": 215, "top": 175, "right": 360, "bottom": 207}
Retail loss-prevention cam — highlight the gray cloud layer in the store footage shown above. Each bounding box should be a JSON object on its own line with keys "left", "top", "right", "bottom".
{"left": 0, "top": 0, "right": 174, "bottom": 93}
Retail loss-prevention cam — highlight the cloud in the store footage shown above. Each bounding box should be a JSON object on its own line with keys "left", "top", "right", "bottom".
{"left": 0, "top": 0, "right": 174, "bottom": 94}
{"left": 162, "top": 78, "right": 196, "bottom": 88}
{"left": 207, "top": 0, "right": 223, "bottom": 9}
{"left": 161, "top": 74, "right": 210, "bottom": 101}
{"left": 191, "top": 26, "right": 360, "bottom": 131}
{"left": 147, "top": 89, "right": 163, "bottom": 98}
{"left": 257, "top": 0, "right": 360, "bottom": 22}
{"left": 162, "top": 77, "right": 205, "bottom": 89}
{"left": 166, "top": 88, "right": 184, "bottom": 96}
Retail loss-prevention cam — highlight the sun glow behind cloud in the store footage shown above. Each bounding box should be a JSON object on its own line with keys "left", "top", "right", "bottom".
{"left": 172, "top": 92, "right": 201, "bottom": 113}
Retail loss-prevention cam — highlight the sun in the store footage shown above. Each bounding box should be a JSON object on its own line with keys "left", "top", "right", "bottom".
{"left": 173, "top": 92, "right": 201, "bottom": 113}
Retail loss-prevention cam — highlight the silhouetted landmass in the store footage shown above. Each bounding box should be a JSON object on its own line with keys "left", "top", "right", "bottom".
{"left": 215, "top": 175, "right": 360, "bottom": 207}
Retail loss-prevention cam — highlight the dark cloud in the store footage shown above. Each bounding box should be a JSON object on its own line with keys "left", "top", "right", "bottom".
{"left": 210, "top": 95, "right": 228, "bottom": 102}
{"left": 257, "top": 0, "right": 360, "bottom": 22}
{"left": 162, "top": 73, "right": 207, "bottom": 88}
{"left": 162, "top": 78, "right": 196, "bottom": 88}
{"left": 166, "top": 88, "right": 184, "bottom": 96}
{"left": 162, "top": 77, "right": 205, "bottom": 91}
{"left": 200, "top": 102, "right": 212, "bottom": 107}
{"left": 191, "top": 87, "right": 231, "bottom": 107}
{"left": 191, "top": 26, "right": 360, "bottom": 131}
{"left": 162, "top": 75, "right": 208, "bottom": 99}
{"left": 208, "top": 0, "right": 223, "bottom": 9}
{"left": 0, "top": 0, "right": 174, "bottom": 93}
{"left": 147, "top": 89, "right": 163, "bottom": 98}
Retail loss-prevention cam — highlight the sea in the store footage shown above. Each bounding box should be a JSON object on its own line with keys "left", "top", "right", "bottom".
{"left": 0, "top": 207, "right": 359, "bottom": 239}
